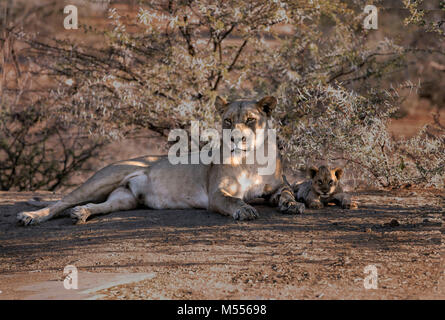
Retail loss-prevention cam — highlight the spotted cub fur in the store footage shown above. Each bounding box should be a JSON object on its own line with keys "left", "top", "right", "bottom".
{"left": 292, "top": 165, "right": 357, "bottom": 209}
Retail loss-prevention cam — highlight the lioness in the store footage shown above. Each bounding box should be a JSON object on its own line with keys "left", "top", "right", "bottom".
{"left": 17, "top": 96, "right": 304, "bottom": 226}
{"left": 292, "top": 165, "right": 357, "bottom": 209}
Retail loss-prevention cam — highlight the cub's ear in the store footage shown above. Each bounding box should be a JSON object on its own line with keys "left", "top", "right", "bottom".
{"left": 257, "top": 96, "right": 277, "bottom": 116}
{"left": 215, "top": 96, "right": 229, "bottom": 116}
{"left": 333, "top": 167, "right": 344, "bottom": 180}
{"left": 308, "top": 166, "right": 318, "bottom": 179}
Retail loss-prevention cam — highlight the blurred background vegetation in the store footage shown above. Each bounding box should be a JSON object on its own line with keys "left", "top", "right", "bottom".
{"left": 0, "top": 0, "right": 443, "bottom": 191}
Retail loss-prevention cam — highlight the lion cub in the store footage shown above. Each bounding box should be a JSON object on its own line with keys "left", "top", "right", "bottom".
{"left": 292, "top": 165, "right": 357, "bottom": 209}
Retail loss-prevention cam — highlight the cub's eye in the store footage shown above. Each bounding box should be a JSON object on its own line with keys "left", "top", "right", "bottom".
{"left": 246, "top": 117, "right": 256, "bottom": 123}
{"left": 317, "top": 180, "right": 322, "bottom": 185}
{"left": 224, "top": 119, "right": 232, "bottom": 126}
{"left": 329, "top": 180, "right": 333, "bottom": 185}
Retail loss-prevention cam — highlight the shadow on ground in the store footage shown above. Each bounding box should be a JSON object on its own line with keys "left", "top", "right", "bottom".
{"left": 0, "top": 189, "right": 443, "bottom": 299}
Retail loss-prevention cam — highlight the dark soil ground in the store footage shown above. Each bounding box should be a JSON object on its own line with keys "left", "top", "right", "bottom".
{"left": 0, "top": 189, "right": 443, "bottom": 300}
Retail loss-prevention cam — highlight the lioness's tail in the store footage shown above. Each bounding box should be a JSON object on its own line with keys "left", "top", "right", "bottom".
{"left": 26, "top": 197, "right": 57, "bottom": 208}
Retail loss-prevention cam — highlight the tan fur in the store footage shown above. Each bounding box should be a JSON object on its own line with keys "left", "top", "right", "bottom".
{"left": 292, "top": 165, "right": 357, "bottom": 209}
{"left": 17, "top": 96, "right": 303, "bottom": 226}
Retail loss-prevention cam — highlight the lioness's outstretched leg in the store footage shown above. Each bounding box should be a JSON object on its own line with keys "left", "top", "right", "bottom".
{"left": 332, "top": 192, "right": 357, "bottom": 209}
{"left": 70, "top": 187, "right": 137, "bottom": 224}
{"left": 17, "top": 181, "right": 116, "bottom": 226}
{"left": 269, "top": 183, "right": 305, "bottom": 214}
{"left": 209, "top": 190, "right": 259, "bottom": 221}
{"left": 17, "top": 200, "right": 75, "bottom": 226}
{"left": 17, "top": 163, "right": 147, "bottom": 225}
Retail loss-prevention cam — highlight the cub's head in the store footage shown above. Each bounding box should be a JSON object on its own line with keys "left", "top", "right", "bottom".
{"left": 215, "top": 96, "right": 276, "bottom": 152}
{"left": 309, "top": 165, "right": 343, "bottom": 197}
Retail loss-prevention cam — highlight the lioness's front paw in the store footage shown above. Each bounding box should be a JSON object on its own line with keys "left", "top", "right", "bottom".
{"left": 233, "top": 205, "right": 259, "bottom": 221}
{"left": 279, "top": 200, "right": 304, "bottom": 215}
{"left": 70, "top": 206, "right": 91, "bottom": 224}
{"left": 342, "top": 199, "right": 358, "bottom": 209}
{"left": 309, "top": 201, "right": 323, "bottom": 209}
{"left": 17, "top": 211, "right": 41, "bottom": 226}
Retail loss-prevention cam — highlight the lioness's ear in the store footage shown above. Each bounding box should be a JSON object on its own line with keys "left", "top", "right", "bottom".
{"left": 257, "top": 96, "right": 277, "bottom": 116}
{"left": 308, "top": 166, "right": 318, "bottom": 179}
{"left": 215, "top": 96, "right": 228, "bottom": 116}
{"left": 333, "top": 167, "right": 343, "bottom": 180}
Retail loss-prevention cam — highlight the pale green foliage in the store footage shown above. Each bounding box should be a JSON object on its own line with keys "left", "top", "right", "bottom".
{"left": 82, "top": 0, "right": 292, "bottom": 132}
{"left": 394, "top": 116, "right": 444, "bottom": 188}
{"left": 403, "top": 0, "right": 445, "bottom": 35}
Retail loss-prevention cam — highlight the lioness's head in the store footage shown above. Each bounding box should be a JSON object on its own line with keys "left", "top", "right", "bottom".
{"left": 309, "top": 165, "right": 343, "bottom": 197}
{"left": 215, "top": 96, "right": 276, "bottom": 152}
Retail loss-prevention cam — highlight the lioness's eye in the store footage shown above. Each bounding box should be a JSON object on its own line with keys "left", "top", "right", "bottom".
{"left": 246, "top": 117, "right": 256, "bottom": 123}
{"left": 224, "top": 119, "right": 232, "bottom": 125}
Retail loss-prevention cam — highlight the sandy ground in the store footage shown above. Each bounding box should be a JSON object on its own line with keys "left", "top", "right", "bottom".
{"left": 0, "top": 189, "right": 443, "bottom": 300}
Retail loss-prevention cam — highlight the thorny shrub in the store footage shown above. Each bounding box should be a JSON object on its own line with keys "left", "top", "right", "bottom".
{"left": 1, "top": 0, "right": 444, "bottom": 190}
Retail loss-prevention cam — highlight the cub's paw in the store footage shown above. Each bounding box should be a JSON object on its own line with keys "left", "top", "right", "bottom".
{"left": 233, "top": 204, "right": 259, "bottom": 221}
{"left": 70, "top": 206, "right": 91, "bottom": 224}
{"left": 279, "top": 200, "right": 304, "bottom": 215}
{"left": 17, "top": 211, "right": 41, "bottom": 226}
{"left": 309, "top": 201, "right": 323, "bottom": 209}
{"left": 341, "top": 199, "right": 358, "bottom": 209}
